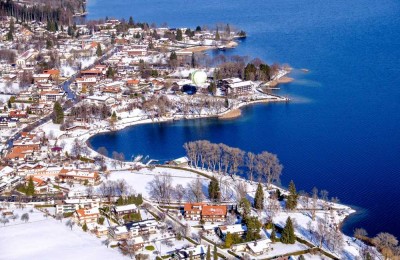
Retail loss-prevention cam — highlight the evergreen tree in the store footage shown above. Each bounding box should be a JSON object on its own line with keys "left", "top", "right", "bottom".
{"left": 270, "top": 228, "right": 277, "bottom": 243}
{"left": 128, "top": 16, "right": 134, "bottom": 27}
{"left": 196, "top": 26, "right": 202, "bottom": 32}
{"left": 244, "top": 216, "right": 262, "bottom": 241}
{"left": 225, "top": 232, "right": 234, "bottom": 248}
{"left": 281, "top": 217, "right": 296, "bottom": 244}
{"left": 208, "top": 177, "right": 220, "bottom": 202}
{"left": 254, "top": 182, "right": 264, "bottom": 210}
{"left": 27, "top": 176, "right": 35, "bottom": 196}
{"left": 52, "top": 101, "right": 64, "bottom": 124}
{"left": 106, "top": 66, "right": 114, "bottom": 78}
{"left": 111, "top": 111, "right": 117, "bottom": 121}
{"left": 7, "top": 19, "right": 14, "bottom": 41}
{"left": 170, "top": 51, "right": 177, "bottom": 61}
{"left": 46, "top": 39, "right": 53, "bottom": 49}
{"left": 82, "top": 222, "right": 88, "bottom": 232}
{"left": 96, "top": 43, "right": 102, "bottom": 57}
{"left": 206, "top": 245, "right": 211, "bottom": 260}
{"left": 239, "top": 197, "right": 251, "bottom": 218}
{"left": 213, "top": 244, "right": 218, "bottom": 260}
{"left": 215, "top": 29, "right": 220, "bottom": 41}
{"left": 286, "top": 180, "right": 298, "bottom": 210}
{"left": 176, "top": 29, "right": 183, "bottom": 41}
{"left": 7, "top": 99, "right": 12, "bottom": 108}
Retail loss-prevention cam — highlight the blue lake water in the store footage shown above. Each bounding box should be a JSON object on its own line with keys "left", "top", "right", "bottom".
{"left": 86, "top": 0, "right": 400, "bottom": 237}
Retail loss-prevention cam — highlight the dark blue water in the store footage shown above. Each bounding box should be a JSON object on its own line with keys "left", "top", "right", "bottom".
{"left": 87, "top": 0, "right": 400, "bottom": 237}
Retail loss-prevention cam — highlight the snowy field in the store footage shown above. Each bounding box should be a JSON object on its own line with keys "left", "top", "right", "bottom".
{"left": 108, "top": 167, "right": 210, "bottom": 198}
{"left": 0, "top": 206, "right": 124, "bottom": 260}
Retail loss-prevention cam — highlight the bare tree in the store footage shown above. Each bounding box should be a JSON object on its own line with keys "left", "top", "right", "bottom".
{"left": 146, "top": 173, "right": 173, "bottom": 204}
{"left": 186, "top": 177, "right": 205, "bottom": 203}
{"left": 65, "top": 219, "right": 75, "bottom": 230}
{"left": 374, "top": 232, "right": 398, "bottom": 250}
{"left": 173, "top": 184, "right": 186, "bottom": 204}
{"left": 234, "top": 181, "right": 247, "bottom": 202}
{"left": 85, "top": 185, "right": 94, "bottom": 198}
{"left": 312, "top": 187, "right": 318, "bottom": 220}
{"left": 246, "top": 152, "right": 256, "bottom": 183}
{"left": 20, "top": 213, "right": 29, "bottom": 223}
{"left": 0, "top": 217, "right": 9, "bottom": 226}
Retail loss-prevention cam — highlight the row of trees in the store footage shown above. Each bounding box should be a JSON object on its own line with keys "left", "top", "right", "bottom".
{"left": 183, "top": 140, "right": 283, "bottom": 187}
{"left": 69, "top": 103, "right": 112, "bottom": 122}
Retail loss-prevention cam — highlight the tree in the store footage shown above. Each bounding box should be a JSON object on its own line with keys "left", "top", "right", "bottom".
{"left": 66, "top": 219, "right": 75, "bottom": 230}
{"left": 213, "top": 244, "right": 218, "bottom": 260}
{"left": 196, "top": 26, "right": 202, "bottom": 32}
{"left": 281, "top": 217, "right": 296, "bottom": 244}
{"left": 254, "top": 183, "right": 264, "bottom": 210}
{"left": 286, "top": 180, "right": 298, "bottom": 210}
{"left": 0, "top": 217, "right": 9, "bottom": 226}
{"left": 96, "top": 43, "right": 102, "bottom": 57}
{"left": 106, "top": 66, "right": 114, "bottom": 78}
{"left": 7, "top": 19, "right": 14, "bottom": 41}
{"left": 354, "top": 228, "right": 368, "bottom": 240}
{"left": 239, "top": 197, "right": 251, "bottom": 218}
{"left": 215, "top": 29, "right": 220, "bottom": 41}
{"left": 26, "top": 176, "right": 35, "bottom": 196}
{"left": 225, "top": 232, "right": 234, "bottom": 248}
{"left": 82, "top": 222, "right": 88, "bottom": 232}
{"left": 374, "top": 232, "right": 398, "bottom": 250}
{"left": 270, "top": 228, "right": 277, "bottom": 243}
{"left": 128, "top": 16, "right": 134, "bottom": 27}
{"left": 206, "top": 245, "right": 211, "bottom": 260}
{"left": 52, "top": 101, "right": 64, "bottom": 124}
{"left": 176, "top": 29, "right": 183, "bottom": 41}
{"left": 208, "top": 177, "right": 220, "bottom": 202}
{"left": 21, "top": 213, "right": 29, "bottom": 223}
{"left": 186, "top": 177, "right": 205, "bottom": 202}
{"left": 244, "top": 216, "right": 262, "bottom": 241}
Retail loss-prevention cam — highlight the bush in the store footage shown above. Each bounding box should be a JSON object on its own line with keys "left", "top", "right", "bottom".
{"left": 63, "top": 212, "right": 74, "bottom": 218}
{"left": 98, "top": 217, "right": 105, "bottom": 225}
{"left": 145, "top": 245, "right": 155, "bottom": 251}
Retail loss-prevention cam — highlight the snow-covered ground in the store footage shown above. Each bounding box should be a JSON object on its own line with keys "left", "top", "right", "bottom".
{"left": 0, "top": 205, "right": 125, "bottom": 260}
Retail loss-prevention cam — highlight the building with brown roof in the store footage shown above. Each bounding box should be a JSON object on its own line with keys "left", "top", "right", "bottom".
{"left": 184, "top": 203, "right": 227, "bottom": 222}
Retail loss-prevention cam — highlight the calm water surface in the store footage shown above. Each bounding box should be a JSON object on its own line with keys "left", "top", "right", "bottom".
{"left": 87, "top": 0, "right": 400, "bottom": 237}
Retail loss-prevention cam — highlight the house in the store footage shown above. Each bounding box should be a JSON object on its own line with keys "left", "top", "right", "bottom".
{"left": 26, "top": 176, "right": 49, "bottom": 193}
{"left": 126, "top": 219, "right": 158, "bottom": 237}
{"left": 246, "top": 239, "right": 271, "bottom": 255}
{"left": 216, "top": 224, "right": 247, "bottom": 240}
{"left": 0, "top": 117, "right": 18, "bottom": 129}
{"left": 226, "top": 80, "right": 253, "bottom": 95}
{"left": 85, "top": 95, "right": 116, "bottom": 105}
{"left": 39, "top": 90, "right": 65, "bottom": 102}
{"left": 184, "top": 203, "right": 202, "bottom": 221}
{"left": 58, "top": 168, "right": 100, "bottom": 185}
{"left": 94, "top": 225, "right": 109, "bottom": 237}
{"left": 108, "top": 225, "right": 131, "bottom": 240}
{"left": 168, "top": 156, "right": 189, "bottom": 167}
{"left": 56, "top": 198, "right": 101, "bottom": 214}
{"left": 113, "top": 204, "right": 138, "bottom": 217}
{"left": 33, "top": 74, "right": 51, "bottom": 83}
{"left": 201, "top": 205, "right": 227, "bottom": 222}
{"left": 184, "top": 203, "right": 227, "bottom": 222}
{"left": 173, "top": 245, "right": 207, "bottom": 260}
{"left": 120, "top": 236, "right": 145, "bottom": 251}
{"left": 74, "top": 207, "right": 99, "bottom": 224}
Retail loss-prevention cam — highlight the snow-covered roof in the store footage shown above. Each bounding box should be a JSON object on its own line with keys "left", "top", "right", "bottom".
{"left": 218, "top": 224, "right": 247, "bottom": 235}
{"left": 247, "top": 239, "right": 271, "bottom": 253}
{"left": 114, "top": 204, "right": 137, "bottom": 212}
